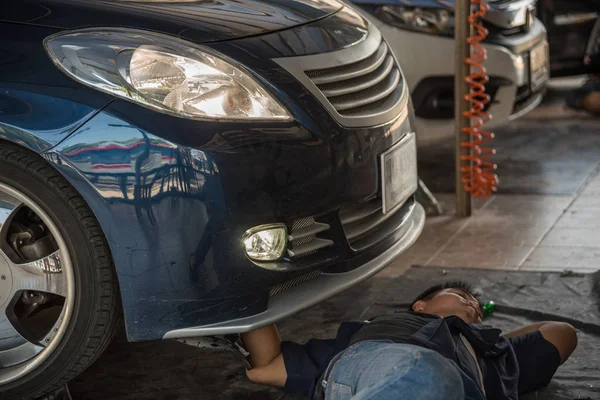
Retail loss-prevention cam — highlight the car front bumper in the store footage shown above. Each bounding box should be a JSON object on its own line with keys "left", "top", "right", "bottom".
{"left": 163, "top": 203, "right": 424, "bottom": 338}
{"left": 47, "top": 100, "right": 421, "bottom": 341}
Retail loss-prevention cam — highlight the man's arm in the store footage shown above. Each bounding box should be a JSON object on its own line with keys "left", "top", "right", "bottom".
{"left": 241, "top": 325, "right": 287, "bottom": 387}
{"left": 504, "top": 321, "right": 577, "bottom": 364}
{"left": 242, "top": 324, "right": 282, "bottom": 368}
{"left": 240, "top": 322, "right": 352, "bottom": 395}
{"left": 503, "top": 322, "right": 546, "bottom": 339}
{"left": 506, "top": 321, "right": 578, "bottom": 394}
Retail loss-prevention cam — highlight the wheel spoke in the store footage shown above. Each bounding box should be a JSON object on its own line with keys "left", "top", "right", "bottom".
{"left": 0, "top": 341, "right": 44, "bottom": 368}
{"left": 0, "top": 191, "right": 22, "bottom": 240}
{"left": 10, "top": 251, "right": 66, "bottom": 297}
{"left": 0, "top": 311, "right": 24, "bottom": 352}
{"left": 0, "top": 311, "right": 43, "bottom": 367}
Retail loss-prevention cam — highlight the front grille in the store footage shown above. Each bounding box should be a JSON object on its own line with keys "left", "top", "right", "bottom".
{"left": 273, "top": 24, "right": 407, "bottom": 128}
{"left": 269, "top": 270, "right": 322, "bottom": 297}
{"left": 287, "top": 217, "right": 333, "bottom": 259}
{"left": 340, "top": 196, "right": 415, "bottom": 252}
{"left": 305, "top": 40, "right": 402, "bottom": 119}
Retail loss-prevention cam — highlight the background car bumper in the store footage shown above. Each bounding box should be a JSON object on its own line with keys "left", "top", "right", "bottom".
{"left": 371, "top": 17, "right": 548, "bottom": 145}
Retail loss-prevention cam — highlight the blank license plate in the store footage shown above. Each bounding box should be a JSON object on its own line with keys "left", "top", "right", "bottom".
{"left": 381, "top": 132, "right": 417, "bottom": 214}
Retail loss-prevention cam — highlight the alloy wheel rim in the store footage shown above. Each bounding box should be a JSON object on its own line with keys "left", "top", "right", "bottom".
{"left": 0, "top": 182, "right": 74, "bottom": 385}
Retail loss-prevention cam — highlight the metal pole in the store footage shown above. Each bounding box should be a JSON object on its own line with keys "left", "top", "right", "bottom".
{"left": 455, "top": 0, "right": 473, "bottom": 217}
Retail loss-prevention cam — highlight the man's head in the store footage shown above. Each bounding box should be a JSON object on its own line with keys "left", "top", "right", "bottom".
{"left": 410, "top": 281, "right": 483, "bottom": 324}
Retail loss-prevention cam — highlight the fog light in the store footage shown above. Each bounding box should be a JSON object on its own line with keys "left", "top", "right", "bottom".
{"left": 243, "top": 224, "right": 287, "bottom": 261}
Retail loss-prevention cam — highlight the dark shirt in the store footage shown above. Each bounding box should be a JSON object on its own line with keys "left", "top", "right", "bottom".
{"left": 281, "top": 312, "right": 519, "bottom": 400}
{"left": 349, "top": 311, "right": 438, "bottom": 346}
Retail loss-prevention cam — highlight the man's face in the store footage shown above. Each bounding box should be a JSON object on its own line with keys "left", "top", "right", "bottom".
{"left": 413, "top": 288, "right": 482, "bottom": 324}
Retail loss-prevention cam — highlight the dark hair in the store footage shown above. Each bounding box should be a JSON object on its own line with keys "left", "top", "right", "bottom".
{"left": 408, "top": 280, "right": 479, "bottom": 311}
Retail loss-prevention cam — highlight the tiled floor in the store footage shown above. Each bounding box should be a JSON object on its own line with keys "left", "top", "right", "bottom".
{"left": 388, "top": 170, "right": 600, "bottom": 274}
{"left": 385, "top": 78, "right": 600, "bottom": 276}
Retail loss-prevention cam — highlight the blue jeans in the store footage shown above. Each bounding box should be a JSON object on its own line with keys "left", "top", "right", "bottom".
{"left": 323, "top": 341, "right": 465, "bottom": 400}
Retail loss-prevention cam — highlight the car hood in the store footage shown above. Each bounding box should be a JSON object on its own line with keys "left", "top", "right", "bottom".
{"left": 1, "top": 0, "right": 344, "bottom": 43}
{"left": 352, "top": 0, "right": 456, "bottom": 6}
{"left": 352, "top": 0, "right": 525, "bottom": 8}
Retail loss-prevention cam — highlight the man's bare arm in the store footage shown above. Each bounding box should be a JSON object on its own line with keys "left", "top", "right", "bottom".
{"left": 503, "top": 322, "right": 547, "bottom": 339}
{"left": 242, "top": 325, "right": 281, "bottom": 367}
{"left": 504, "top": 321, "right": 578, "bottom": 364}
{"left": 241, "top": 325, "right": 288, "bottom": 387}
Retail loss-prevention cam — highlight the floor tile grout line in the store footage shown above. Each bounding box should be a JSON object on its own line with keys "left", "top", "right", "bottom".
{"left": 516, "top": 208, "right": 574, "bottom": 270}
{"left": 515, "top": 166, "right": 600, "bottom": 270}
{"left": 572, "top": 161, "right": 600, "bottom": 198}
{"left": 423, "top": 195, "right": 496, "bottom": 266}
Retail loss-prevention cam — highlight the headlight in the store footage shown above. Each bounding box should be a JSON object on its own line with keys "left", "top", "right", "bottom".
{"left": 374, "top": 5, "right": 454, "bottom": 36}
{"left": 44, "top": 29, "right": 291, "bottom": 121}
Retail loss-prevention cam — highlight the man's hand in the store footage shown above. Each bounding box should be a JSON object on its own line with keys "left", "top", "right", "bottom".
{"left": 241, "top": 325, "right": 288, "bottom": 388}
{"left": 246, "top": 353, "right": 287, "bottom": 387}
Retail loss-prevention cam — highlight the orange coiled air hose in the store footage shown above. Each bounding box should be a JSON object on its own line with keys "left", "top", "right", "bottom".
{"left": 460, "top": 0, "right": 498, "bottom": 199}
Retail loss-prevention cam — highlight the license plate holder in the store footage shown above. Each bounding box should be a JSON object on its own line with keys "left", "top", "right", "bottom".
{"left": 530, "top": 41, "right": 549, "bottom": 92}
{"left": 381, "top": 132, "right": 417, "bottom": 214}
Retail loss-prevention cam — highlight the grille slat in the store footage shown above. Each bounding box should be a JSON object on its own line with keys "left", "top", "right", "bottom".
{"left": 344, "top": 206, "right": 397, "bottom": 241}
{"left": 341, "top": 86, "right": 403, "bottom": 116}
{"left": 288, "top": 217, "right": 333, "bottom": 259}
{"left": 339, "top": 201, "right": 381, "bottom": 225}
{"left": 340, "top": 197, "right": 415, "bottom": 251}
{"left": 288, "top": 238, "right": 334, "bottom": 258}
{"left": 288, "top": 222, "right": 330, "bottom": 241}
{"left": 308, "top": 42, "right": 388, "bottom": 85}
{"left": 330, "top": 68, "right": 400, "bottom": 111}
{"left": 319, "top": 55, "right": 395, "bottom": 98}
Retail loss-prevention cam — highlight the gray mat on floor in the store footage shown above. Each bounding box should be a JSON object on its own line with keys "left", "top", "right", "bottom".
{"left": 67, "top": 268, "right": 600, "bottom": 400}
{"left": 417, "top": 119, "right": 600, "bottom": 195}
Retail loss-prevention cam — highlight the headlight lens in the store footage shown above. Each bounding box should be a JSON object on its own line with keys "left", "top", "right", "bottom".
{"left": 44, "top": 29, "right": 291, "bottom": 121}
{"left": 374, "top": 5, "right": 454, "bottom": 36}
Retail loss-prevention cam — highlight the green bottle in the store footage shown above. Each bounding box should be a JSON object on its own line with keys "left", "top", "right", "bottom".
{"left": 482, "top": 301, "right": 495, "bottom": 317}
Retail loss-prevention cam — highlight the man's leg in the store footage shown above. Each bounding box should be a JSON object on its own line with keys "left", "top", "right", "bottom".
{"left": 324, "top": 341, "right": 465, "bottom": 400}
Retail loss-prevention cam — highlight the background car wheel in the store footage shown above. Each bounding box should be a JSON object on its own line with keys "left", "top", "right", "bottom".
{"left": 0, "top": 144, "right": 121, "bottom": 399}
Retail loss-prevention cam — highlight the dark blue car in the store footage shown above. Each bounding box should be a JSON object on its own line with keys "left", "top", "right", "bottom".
{"left": 0, "top": 1, "right": 424, "bottom": 397}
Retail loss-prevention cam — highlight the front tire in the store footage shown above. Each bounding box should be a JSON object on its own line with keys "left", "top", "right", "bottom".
{"left": 0, "top": 144, "right": 121, "bottom": 400}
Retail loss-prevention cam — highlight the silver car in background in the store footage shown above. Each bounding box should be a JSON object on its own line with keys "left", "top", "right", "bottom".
{"left": 355, "top": 0, "right": 550, "bottom": 145}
